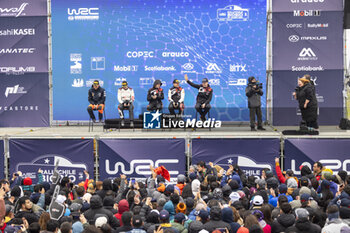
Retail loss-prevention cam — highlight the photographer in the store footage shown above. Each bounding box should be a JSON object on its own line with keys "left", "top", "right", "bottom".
{"left": 246, "top": 76, "right": 265, "bottom": 131}
{"left": 147, "top": 80, "right": 164, "bottom": 112}
{"left": 168, "top": 79, "right": 185, "bottom": 116}
{"left": 293, "top": 77, "right": 319, "bottom": 131}
{"left": 118, "top": 81, "right": 135, "bottom": 127}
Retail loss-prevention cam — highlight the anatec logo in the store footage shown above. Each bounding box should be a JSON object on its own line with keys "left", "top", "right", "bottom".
{"left": 5, "top": 85, "right": 27, "bottom": 98}
{"left": 0, "top": 28, "right": 35, "bottom": 36}
{"left": 205, "top": 63, "right": 222, "bottom": 74}
{"left": 0, "top": 48, "right": 35, "bottom": 54}
{"left": 67, "top": 8, "right": 99, "bottom": 21}
{"left": 298, "top": 48, "right": 317, "bottom": 61}
{"left": 0, "top": 3, "right": 28, "bottom": 17}
{"left": 294, "top": 10, "right": 321, "bottom": 16}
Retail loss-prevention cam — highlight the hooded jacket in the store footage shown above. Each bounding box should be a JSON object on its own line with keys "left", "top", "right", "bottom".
{"left": 245, "top": 77, "right": 263, "bottom": 108}
{"left": 164, "top": 201, "right": 176, "bottom": 221}
{"left": 222, "top": 208, "right": 240, "bottom": 233}
{"left": 186, "top": 80, "right": 213, "bottom": 105}
{"left": 83, "top": 195, "right": 120, "bottom": 229}
{"left": 147, "top": 80, "right": 164, "bottom": 104}
{"left": 88, "top": 86, "right": 106, "bottom": 105}
{"left": 322, "top": 218, "right": 348, "bottom": 233}
{"left": 96, "top": 179, "right": 113, "bottom": 200}
{"left": 271, "top": 214, "right": 295, "bottom": 233}
{"left": 285, "top": 218, "right": 321, "bottom": 233}
{"left": 114, "top": 199, "right": 129, "bottom": 226}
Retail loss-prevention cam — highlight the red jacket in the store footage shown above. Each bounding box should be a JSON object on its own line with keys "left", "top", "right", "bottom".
{"left": 275, "top": 162, "right": 286, "bottom": 184}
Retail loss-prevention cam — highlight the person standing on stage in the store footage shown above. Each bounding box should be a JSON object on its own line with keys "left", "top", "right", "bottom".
{"left": 147, "top": 79, "right": 164, "bottom": 111}
{"left": 117, "top": 81, "right": 135, "bottom": 127}
{"left": 246, "top": 76, "right": 265, "bottom": 131}
{"left": 168, "top": 79, "right": 185, "bottom": 116}
{"left": 293, "top": 77, "right": 319, "bottom": 131}
{"left": 87, "top": 80, "right": 106, "bottom": 123}
{"left": 184, "top": 74, "right": 212, "bottom": 121}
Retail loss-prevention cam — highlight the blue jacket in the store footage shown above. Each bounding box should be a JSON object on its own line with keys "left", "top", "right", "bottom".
{"left": 269, "top": 194, "right": 293, "bottom": 207}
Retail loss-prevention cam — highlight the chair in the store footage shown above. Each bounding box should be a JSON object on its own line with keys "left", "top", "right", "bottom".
{"left": 88, "top": 108, "right": 106, "bottom": 132}
{"left": 194, "top": 110, "right": 211, "bottom": 131}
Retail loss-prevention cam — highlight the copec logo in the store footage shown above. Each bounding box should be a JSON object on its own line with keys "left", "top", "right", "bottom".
{"left": 289, "top": 159, "right": 350, "bottom": 176}
{"left": 17, "top": 155, "right": 87, "bottom": 183}
{"left": 126, "top": 51, "right": 154, "bottom": 58}
{"left": 67, "top": 8, "right": 99, "bottom": 21}
{"left": 105, "top": 159, "right": 179, "bottom": 176}
{"left": 0, "top": 3, "right": 28, "bottom": 17}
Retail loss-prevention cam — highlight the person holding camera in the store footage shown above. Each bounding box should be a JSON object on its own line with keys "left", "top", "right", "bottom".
{"left": 168, "top": 79, "right": 185, "bottom": 116}
{"left": 117, "top": 81, "right": 135, "bottom": 127}
{"left": 147, "top": 80, "right": 164, "bottom": 112}
{"left": 293, "top": 77, "right": 319, "bottom": 131}
{"left": 184, "top": 74, "right": 213, "bottom": 121}
{"left": 246, "top": 76, "right": 265, "bottom": 131}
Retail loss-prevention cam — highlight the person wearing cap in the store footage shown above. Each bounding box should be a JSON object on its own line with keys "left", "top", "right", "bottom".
{"left": 184, "top": 74, "right": 212, "bottom": 121}
{"left": 87, "top": 80, "right": 106, "bottom": 123}
{"left": 171, "top": 213, "right": 187, "bottom": 233}
{"left": 285, "top": 208, "right": 321, "bottom": 233}
{"left": 246, "top": 76, "right": 265, "bottom": 131}
{"left": 293, "top": 76, "right": 319, "bottom": 131}
{"left": 147, "top": 80, "right": 164, "bottom": 111}
{"left": 322, "top": 205, "right": 348, "bottom": 233}
{"left": 168, "top": 79, "right": 185, "bottom": 116}
{"left": 117, "top": 81, "right": 135, "bottom": 127}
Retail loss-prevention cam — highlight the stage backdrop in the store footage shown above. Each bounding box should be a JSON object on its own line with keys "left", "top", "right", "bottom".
{"left": 9, "top": 139, "right": 94, "bottom": 184}
{"left": 52, "top": 0, "right": 267, "bottom": 122}
{"left": 272, "top": 0, "right": 344, "bottom": 126}
{"left": 99, "top": 139, "right": 185, "bottom": 181}
{"left": 0, "top": 0, "right": 49, "bottom": 127}
{"left": 284, "top": 138, "right": 350, "bottom": 176}
{"left": 191, "top": 138, "right": 279, "bottom": 177}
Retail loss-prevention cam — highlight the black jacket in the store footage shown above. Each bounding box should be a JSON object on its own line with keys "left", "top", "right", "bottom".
{"left": 245, "top": 82, "right": 263, "bottom": 108}
{"left": 285, "top": 218, "right": 321, "bottom": 233}
{"left": 296, "top": 83, "right": 317, "bottom": 110}
{"left": 15, "top": 210, "right": 39, "bottom": 225}
{"left": 271, "top": 214, "right": 295, "bottom": 233}
{"left": 203, "top": 220, "right": 232, "bottom": 233}
{"left": 187, "top": 80, "right": 213, "bottom": 105}
{"left": 83, "top": 195, "right": 120, "bottom": 229}
{"left": 88, "top": 86, "right": 106, "bottom": 105}
{"left": 147, "top": 80, "right": 164, "bottom": 104}
{"left": 96, "top": 179, "right": 113, "bottom": 200}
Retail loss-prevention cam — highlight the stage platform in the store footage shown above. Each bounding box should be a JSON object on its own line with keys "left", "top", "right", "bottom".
{"left": 0, "top": 125, "right": 349, "bottom": 139}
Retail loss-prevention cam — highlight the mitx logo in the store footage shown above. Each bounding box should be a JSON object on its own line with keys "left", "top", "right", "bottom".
{"left": 213, "top": 155, "right": 272, "bottom": 177}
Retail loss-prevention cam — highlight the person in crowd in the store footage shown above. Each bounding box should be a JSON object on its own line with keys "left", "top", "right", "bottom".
{"left": 322, "top": 205, "right": 349, "bottom": 233}
{"left": 285, "top": 208, "right": 321, "bottom": 233}
{"left": 168, "top": 79, "right": 185, "bottom": 116}
{"left": 245, "top": 76, "right": 265, "bottom": 131}
{"left": 293, "top": 77, "right": 319, "bottom": 131}
{"left": 271, "top": 203, "right": 295, "bottom": 233}
{"left": 313, "top": 162, "right": 323, "bottom": 181}
{"left": 87, "top": 80, "right": 106, "bottom": 123}
{"left": 184, "top": 74, "right": 213, "bottom": 121}
{"left": 117, "top": 81, "right": 135, "bottom": 127}
{"left": 147, "top": 80, "right": 164, "bottom": 112}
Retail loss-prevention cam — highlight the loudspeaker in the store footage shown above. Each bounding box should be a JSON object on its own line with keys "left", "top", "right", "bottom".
{"left": 339, "top": 118, "right": 350, "bottom": 130}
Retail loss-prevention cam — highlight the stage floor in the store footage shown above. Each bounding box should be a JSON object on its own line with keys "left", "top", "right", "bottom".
{"left": 0, "top": 125, "right": 349, "bottom": 138}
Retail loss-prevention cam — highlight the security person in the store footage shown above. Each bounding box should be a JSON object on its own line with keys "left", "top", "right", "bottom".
{"left": 87, "top": 80, "right": 106, "bottom": 123}
{"left": 117, "top": 81, "right": 135, "bottom": 127}
{"left": 168, "top": 79, "right": 185, "bottom": 116}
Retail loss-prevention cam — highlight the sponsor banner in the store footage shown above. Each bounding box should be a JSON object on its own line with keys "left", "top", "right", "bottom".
{"left": 0, "top": 140, "right": 3, "bottom": 178}
{"left": 284, "top": 139, "right": 350, "bottom": 176}
{"left": 52, "top": 0, "right": 266, "bottom": 122}
{"left": 0, "top": 73, "right": 49, "bottom": 127}
{"left": 9, "top": 139, "right": 94, "bottom": 184}
{"left": 272, "top": 70, "right": 343, "bottom": 126}
{"left": 272, "top": 11, "right": 343, "bottom": 71}
{"left": 0, "top": 0, "right": 48, "bottom": 17}
{"left": 273, "top": 0, "right": 343, "bottom": 12}
{"left": 99, "top": 139, "right": 186, "bottom": 181}
{"left": 0, "top": 17, "right": 48, "bottom": 73}
{"left": 192, "top": 139, "right": 279, "bottom": 177}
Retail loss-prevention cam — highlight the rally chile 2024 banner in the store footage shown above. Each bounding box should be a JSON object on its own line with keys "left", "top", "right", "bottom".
{"left": 272, "top": 0, "right": 344, "bottom": 126}
{"left": 99, "top": 139, "right": 186, "bottom": 181}
{"left": 52, "top": 0, "right": 267, "bottom": 122}
{"left": 9, "top": 139, "right": 94, "bottom": 184}
{"left": 0, "top": 0, "right": 49, "bottom": 127}
{"left": 191, "top": 138, "right": 279, "bottom": 177}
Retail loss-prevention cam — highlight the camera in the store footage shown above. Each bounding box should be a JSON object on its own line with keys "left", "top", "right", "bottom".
{"left": 249, "top": 82, "right": 262, "bottom": 89}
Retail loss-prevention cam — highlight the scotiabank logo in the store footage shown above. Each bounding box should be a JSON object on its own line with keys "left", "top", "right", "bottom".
{"left": 67, "top": 8, "right": 99, "bottom": 21}
{"left": 294, "top": 10, "right": 321, "bottom": 16}
{"left": 0, "top": 3, "right": 28, "bottom": 17}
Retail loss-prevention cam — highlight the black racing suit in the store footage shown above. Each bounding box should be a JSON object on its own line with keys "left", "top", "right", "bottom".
{"left": 168, "top": 86, "right": 185, "bottom": 116}
{"left": 147, "top": 80, "right": 164, "bottom": 111}
{"left": 246, "top": 82, "right": 263, "bottom": 129}
{"left": 187, "top": 80, "right": 213, "bottom": 119}
{"left": 296, "top": 83, "right": 318, "bottom": 129}
{"left": 87, "top": 86, "right": 106, "bottom": 120}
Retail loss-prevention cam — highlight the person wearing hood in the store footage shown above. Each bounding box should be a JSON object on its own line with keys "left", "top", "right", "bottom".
{"left": 322, "top": 205, "right": 348, "bottom": 233}
{"left": 222, "top": 207, "right": 240, "bottom": 233}
{"left": 184, "top": 74, "right": 213, "bottom": 121}
{"left": 114, "top": 199, "right": 129, "bottom": 226}
{"left": 285, "top": 208, "right": 321, "bottom": 233}
{"left": 147, "top": 80, "right": 164, "bottom": 111}
{"left": 83, "top": 195, "right": 119, "bottom": 229}
{"left": 103, "top": 196, "right": 118, "bottom": 215}
{"left": 271, "top": 203, "right": 295, "bottom": 233}
{"left": 164, "top": 200, "right": 176, "bottom": 221}
{"left": 203, "top": 206, "right": 232, "bottom": 233}
{"left": 87, "top": 80, "right": 106, "bottom": 123}
{"left": 245, "top": 76, "right": 265, "bottom": 131}
{"left": 96, "top": 179, "right": 113, "bottom": 200}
